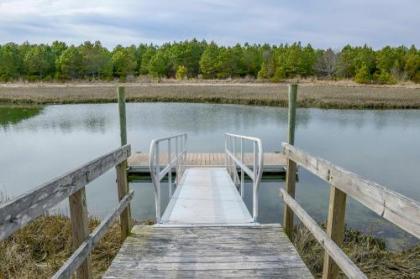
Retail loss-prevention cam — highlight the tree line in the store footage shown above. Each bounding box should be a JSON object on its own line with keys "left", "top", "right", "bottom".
{"left": 0, "top": 39, "right": 418, "bottom": 84}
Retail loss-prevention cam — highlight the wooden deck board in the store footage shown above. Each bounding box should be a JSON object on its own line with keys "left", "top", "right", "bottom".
{"left": 128, "top": 152, "right": 286, "bottom": 174}
{"left": 103, "top": 225, "right": 313, "bottom": 278}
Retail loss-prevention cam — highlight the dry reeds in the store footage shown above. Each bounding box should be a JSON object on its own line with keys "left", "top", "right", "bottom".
{"left": 293, "top": 225, "right": 420, "bottom": 278}
{"left": 0, "top": 215, "right": 122, "bottom": 279}
{"left": 0, "top": 83, "right": 419, "bottom": 109}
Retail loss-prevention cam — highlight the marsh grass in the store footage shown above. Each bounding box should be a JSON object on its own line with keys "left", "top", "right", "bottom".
{"left": 0, "top": 83, "right": 419, "bottom": 109}
{"left": 0, "top": 215, "right": 122, "bottom": 279}
{"left": 293, "top": 225, "right": 420, "bottom": 278}
{"left": 0, "top": 215, "right": 419, "bottom": 278}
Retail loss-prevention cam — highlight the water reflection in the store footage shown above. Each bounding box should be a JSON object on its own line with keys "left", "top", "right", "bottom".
{"left": 0, "top": 106, "right": 43, "bottom": 129}
{"left": 0, "top": 103, "right": 419, "bottom": 248}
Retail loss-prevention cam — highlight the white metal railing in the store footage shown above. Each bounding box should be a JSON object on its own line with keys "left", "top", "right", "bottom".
{"left": 149, "top": 133, "right": 187, "bottom": 223}
{"left": 224, "top": 133, "right": 263, "bottom": 222}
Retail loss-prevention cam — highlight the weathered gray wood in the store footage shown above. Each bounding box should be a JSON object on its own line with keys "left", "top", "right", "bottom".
{"left": 116, "top": 160, "right": 131, "bottom": 239}
{"left": 284, "top": 160, "right": 297, "bottom": 238}
{"left": 103, "top": 269, "right": 312, "bottom": 279}
{"left": 284, "top": 84, "right": 298, "bottom": 239}
{"left": 53, "top": 190, "right": 134, "bottom": 279}
{"left": 103, "top": 225, "right": 313, "bottom": 278}
{"left": 280, "top": 189, "right": 366, "bottom": 279}
{"left": 322, "top": 186, "right": 347, "bottom": 279}
{"left": 0, "top": 144, "right": 131, "bottom": 241}
{"left": 282, "top": 143, "right": 420, "bottom": 239}
{"left": 288, "top": 83, "right": 298, "bottom": 145}
{"left": 69, "top": 188, "right": 92, "bottom": 279}
{"left": 118, "top": 86, "right": 127, "bottom": 146}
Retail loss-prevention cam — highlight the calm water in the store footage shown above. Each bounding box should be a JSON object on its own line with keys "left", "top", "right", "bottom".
{"left": 0, "top": 103, "right": 419, "bottom": 248}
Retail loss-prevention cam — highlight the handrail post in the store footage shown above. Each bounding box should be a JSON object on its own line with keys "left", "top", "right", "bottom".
{"left": 283, "top": 83, "right": 298, "bottom": 239}
{"left": 240, "top": 138, "right": 244, "bottom": 197}
{"left": 322, "top": 185, "right": 347, "bottom": 279}
{"left": 183, "top": 135, "right": 186, "bottom": 173}
{"left": 69, "top": 188, "right": 92, "bottom": 279}
{"left": 175, "top": 137, "right": 179, "bottom": 185}
{"left": 253, "top": 141, "right": 258, "bottom": 221}
{"left": 224, "top": 135, "right": 227, "bottom": 169}
{"left": 168, "top": 140, "right": 172, "bottom": 197}
{"left": 155, "top": 144, "right": 161, "bottom": 223}
{"left": 117, "top": 86, "right": 131, "bottom": 239}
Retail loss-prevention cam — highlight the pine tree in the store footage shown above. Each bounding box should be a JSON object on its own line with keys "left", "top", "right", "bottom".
{"left": 354, "top": 64, "right": 371, "bottom": 84}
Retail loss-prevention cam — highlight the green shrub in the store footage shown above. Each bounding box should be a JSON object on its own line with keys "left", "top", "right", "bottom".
{"left": 271, "top": 67, "right": 286, "bottom": 82}
{"left": 176, "top": 65, "right": 188, "bottom": 80}
{"left": 354, "top": 64, "right": 371, "bottom": 84}
{"left": 375, "top": 70, "right": 397, "bottom": 84}
{"left": 413, "top": 72, "right": 420, "bottom": 83}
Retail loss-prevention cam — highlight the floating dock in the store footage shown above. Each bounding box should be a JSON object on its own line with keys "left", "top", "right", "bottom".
{"left": 128, "top": 152, "right": 287, "bottom": 176}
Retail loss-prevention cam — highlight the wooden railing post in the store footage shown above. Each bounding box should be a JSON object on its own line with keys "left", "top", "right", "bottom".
{"left": 283, "top": 84, "right": 297, "bottom": 239}
{"left": 117, "top": 86, "right": 131, "bottom": 240}
{"left": 69, "top": 188, "right": 92, "bottom": 279}
{"left": 116, "top": 161, "right": 130, "bottom": 239}
{"left": 322, "top": 185, "right": 347, "bottom": 279}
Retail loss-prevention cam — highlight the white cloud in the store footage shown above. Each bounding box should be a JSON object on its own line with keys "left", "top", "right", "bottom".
{"left": 0, "top": 0, "right": 418, "bottom": 48}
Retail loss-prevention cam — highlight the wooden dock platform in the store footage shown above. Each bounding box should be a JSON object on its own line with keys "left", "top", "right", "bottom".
{"left": 128, "top": 152, "right": 286, "bottom": 175}
{"left": 105, "top": 163, "right": 313, "bottom": 278}
{"left": 103, "top": 225, "right": 313, "bottom": 278}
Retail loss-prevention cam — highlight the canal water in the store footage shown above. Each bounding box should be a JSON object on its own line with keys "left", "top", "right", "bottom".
{"left": 0, "top": 103, "right": 419, "bottom": 248}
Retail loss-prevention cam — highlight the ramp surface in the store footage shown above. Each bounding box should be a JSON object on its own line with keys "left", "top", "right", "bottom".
{"left": 161, "top": 167, "right": 253, "bottom": 224}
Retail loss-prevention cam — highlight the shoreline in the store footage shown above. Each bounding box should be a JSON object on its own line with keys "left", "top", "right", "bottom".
{"left": 0, "top": 82, "right": 419, "bottom": 109}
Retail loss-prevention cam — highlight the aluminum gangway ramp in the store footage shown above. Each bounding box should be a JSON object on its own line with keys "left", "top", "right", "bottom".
{"left": 104, "top": 133, "right": 313, "bottom": 278}
{"left": 161, "top": 167, "right": 253, "bottom": 224}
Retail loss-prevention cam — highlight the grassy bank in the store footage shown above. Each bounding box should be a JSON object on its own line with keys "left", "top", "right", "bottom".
{"left": 293, "top": 225, "right": 420, "bottom": 278}
{"left": 0, "top": 215, "right": 121, "bottom": 279}
{"left": 1, "top": 215, "right": 418, "bottom": 278}
{"left": 0, "top": 83, "right": 420, "bottom": 109}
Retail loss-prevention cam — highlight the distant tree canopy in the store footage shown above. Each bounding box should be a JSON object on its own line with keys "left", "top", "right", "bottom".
{"left": 0, "top": 39, "right": 419, "bottom": 84}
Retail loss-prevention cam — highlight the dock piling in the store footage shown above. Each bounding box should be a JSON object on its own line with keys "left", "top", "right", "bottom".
{"left": 116, "top": 86, "right": 132, "bottom": 239}
{"left": 284, "top": 83, "right": 298, "bottom": 239}
{"left": 118, "top": 86, "right": 127, "bottom": 146}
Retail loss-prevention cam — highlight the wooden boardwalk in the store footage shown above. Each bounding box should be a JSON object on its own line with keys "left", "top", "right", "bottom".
{"left": 105, "top": 163, "right": 313, "bottom": 278}
{"left": 128, "top": 152, "right": 286, "bottom": 175}
{"left": 104, "top": 225, "right": 313, "bottom": 278}
{"left": 105, "top": 138, "right": 314, "bottom": 278}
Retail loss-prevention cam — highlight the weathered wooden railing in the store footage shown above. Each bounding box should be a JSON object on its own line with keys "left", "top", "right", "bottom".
{"left": 0, "top": 145, "right": 133, "bottom": 279}
{"left": 281, "top": 143, "right": 420, "bottom": 279}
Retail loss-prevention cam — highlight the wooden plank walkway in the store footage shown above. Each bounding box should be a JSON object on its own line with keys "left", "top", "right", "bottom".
{"left": 128, "top": 152, "right": 286, "bottom": 174}
{"left": 105, "top": 166, "right": 313, "bottom": 278}
{"left": 103, "top": 225, "right": 313, "bottom": 278}
{"left": 161, "top": 168, "right": 253, "bottom": 224}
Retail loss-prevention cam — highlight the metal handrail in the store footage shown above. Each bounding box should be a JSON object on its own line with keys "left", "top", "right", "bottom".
{"left": 224, "top": 133, "right": 263, "bottom": 222}
{"left": 149, "top": 133, "right": 187, "bottom": 223}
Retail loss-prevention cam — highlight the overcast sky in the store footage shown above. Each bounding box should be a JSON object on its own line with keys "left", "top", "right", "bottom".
{"left": 0, "top": 0, "right": 418, "bottom": 49}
